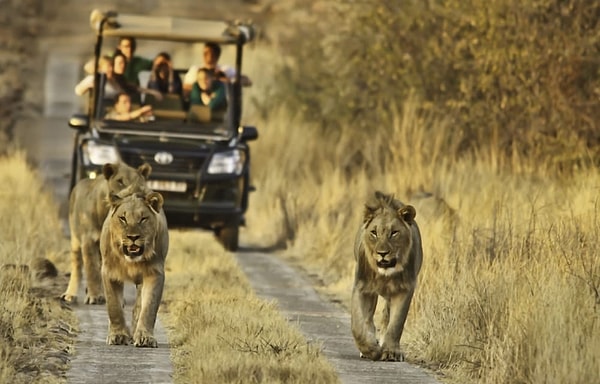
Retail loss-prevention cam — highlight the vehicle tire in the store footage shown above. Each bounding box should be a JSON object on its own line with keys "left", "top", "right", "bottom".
{"left": 216, "top": 224, "right": 239, "bottom": 252}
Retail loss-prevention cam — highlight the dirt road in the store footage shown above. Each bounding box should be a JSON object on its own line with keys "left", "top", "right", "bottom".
{"left": 17, "top": 1, "right": 442, "bottom": 383}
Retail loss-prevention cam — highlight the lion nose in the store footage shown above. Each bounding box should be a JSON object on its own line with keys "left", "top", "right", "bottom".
{"left": 127, "top": 235, "right": 140, "bottom": 242}
{"left": 377, "top": 250, "right": 390, "bottom": 258}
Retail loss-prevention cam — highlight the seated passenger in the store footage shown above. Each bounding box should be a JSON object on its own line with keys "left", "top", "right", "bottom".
{"left": 147, "top": 52, "right": 182, "bottom": 96}
{"left": 189, "top": 68, "right": 227, "bottom": 111}
{"left": 105, "top": 92, "right": 154, "bottom": 122}
{"left": 74, "top": 55, "right": 122, "bottom": 99}
{"left": 113, "top": 50, "right": 163, "bottom": 104}
{"left": 183, "top": 42, "right": 251, "bottom": 99}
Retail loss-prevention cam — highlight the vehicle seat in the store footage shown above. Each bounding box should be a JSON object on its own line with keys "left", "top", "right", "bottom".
{"left": 145, "top": 93, "right": 184, "bottom": 111}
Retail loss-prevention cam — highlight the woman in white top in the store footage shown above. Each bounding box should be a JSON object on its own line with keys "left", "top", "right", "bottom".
{"left": 74, "top": 55, "right": 122, "bottom": 98}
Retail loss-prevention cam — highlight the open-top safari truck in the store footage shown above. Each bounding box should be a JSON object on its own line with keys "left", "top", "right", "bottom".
{"left": 68, "top": 10, "right": 258, "bottom": 251}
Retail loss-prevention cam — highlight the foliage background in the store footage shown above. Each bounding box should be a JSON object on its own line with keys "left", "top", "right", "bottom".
{"left": 264, "top": 0, "right": 600, "bottom": 172}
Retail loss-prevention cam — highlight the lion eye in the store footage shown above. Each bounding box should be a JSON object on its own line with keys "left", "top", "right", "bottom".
{"left": 139, "top": 217, "right": 148, "bottom": 224}
{"left": 390, "top": 230, "right": 399, "bottom": 238}
{"left": 117, "top": 178, "right": 125, "bottom": 186}
{"left": 119, "top": 215, "right": 127, "bottom": 224}
{"left": 370, "top": 230, "right": 377, "bottom": 238}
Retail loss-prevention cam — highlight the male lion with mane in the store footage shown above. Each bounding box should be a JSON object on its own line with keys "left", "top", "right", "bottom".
{"left": 351, "top": 191, "right": 423, "bottom": 361}
{"left": 100, "top": 191, "right": 168, "bottom": 348}
{"left": 61, "top": 162, "right": 151, "bottom": 304}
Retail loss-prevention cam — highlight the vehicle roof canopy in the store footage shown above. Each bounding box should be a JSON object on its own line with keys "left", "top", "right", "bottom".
{"left": 90, "top": 9, "right": 255, "bottom": 44}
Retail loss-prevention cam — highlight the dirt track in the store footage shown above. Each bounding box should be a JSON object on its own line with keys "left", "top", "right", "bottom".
{"left": 13, "top": 1, "right": 442, "bottom": 383}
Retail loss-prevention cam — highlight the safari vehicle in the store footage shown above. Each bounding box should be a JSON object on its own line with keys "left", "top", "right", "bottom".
{"left": 68, "top": 10, "right": 258, "bottom": 251}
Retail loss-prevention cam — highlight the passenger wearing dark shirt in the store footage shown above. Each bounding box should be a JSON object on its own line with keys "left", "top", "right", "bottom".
{"left": 189, "top": 67, "right": 227, "bottom": 111}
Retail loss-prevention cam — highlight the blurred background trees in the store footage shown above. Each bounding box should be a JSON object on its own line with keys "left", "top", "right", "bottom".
{"left": 267, "top": 0, "right": 600, "bottom": 172}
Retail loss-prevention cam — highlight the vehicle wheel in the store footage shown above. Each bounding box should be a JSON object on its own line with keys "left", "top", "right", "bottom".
{"left": 216, "top": 225, "right": 239, "bottom": 252}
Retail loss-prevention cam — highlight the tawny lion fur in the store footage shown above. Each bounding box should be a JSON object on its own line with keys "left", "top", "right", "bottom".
{"left": 61, "top": 162, "right": 151, "bottom": 304}
{"left": 100, "top": 191, "right": 168, "bottom": 348}
{"left": 351, "top": 191, "right": 423, "bottom": 361}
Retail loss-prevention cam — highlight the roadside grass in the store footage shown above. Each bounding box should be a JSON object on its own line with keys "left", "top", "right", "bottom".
{"left": 242, "top": 47, "right": 600, "bottom": 384}
{"left": 161, "top": 231, "right": 339, "bottom": 384}
{"left": 0, "top": 151, "right": 74, "bottom": 384}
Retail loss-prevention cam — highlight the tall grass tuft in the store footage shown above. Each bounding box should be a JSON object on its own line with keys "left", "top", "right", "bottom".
{"left": 0, "top": 151, "right": 74, "bottom": 383}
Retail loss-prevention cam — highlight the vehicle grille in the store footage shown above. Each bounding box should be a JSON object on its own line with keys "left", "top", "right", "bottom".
{"left": 118, "top": 147, "right": 208, "bottom": 173}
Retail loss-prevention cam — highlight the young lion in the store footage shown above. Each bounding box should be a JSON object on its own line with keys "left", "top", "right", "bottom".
{"left": 351, "top": 191, "right": 423, "bottom": 361}
{"left": 61, "top": 162, "right": 151, "bottom": 304}
{"left": 100, "top": 191, "right": 168, "bottom": 348}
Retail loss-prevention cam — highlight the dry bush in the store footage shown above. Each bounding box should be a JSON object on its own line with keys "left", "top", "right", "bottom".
{"left": 266, "top": 0, "right": 600, "bottom": 171}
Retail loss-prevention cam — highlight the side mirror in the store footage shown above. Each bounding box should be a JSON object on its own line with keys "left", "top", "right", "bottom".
{"left": 240, "top": 125, "right": 258, "bottom": 142}
{"left": 69, "top": 114, "right": 89, "bottom": 131}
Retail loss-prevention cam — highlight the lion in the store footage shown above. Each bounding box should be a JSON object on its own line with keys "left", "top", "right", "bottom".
{"left": 100, "top": 191, "right": 168, "bottom": 348}
{"left": 61, "top": 162, "right": 152, "bottom": 304}
{"left": 350, "top": 191, "right": 423, "bottom": 361}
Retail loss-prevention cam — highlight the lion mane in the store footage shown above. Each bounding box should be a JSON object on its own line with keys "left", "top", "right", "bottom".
{"left": 61, "top": 162, "right": 151, "bottom": 304}
{"left": 100, "top": 191, "right": 168, "bottom": 348}
{"left": 350, "top": 190, "right": 423, "bottom": 361}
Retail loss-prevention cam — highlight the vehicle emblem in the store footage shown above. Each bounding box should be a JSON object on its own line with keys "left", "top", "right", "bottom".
{"left": 154, "top": 151, "right": 174, "bottom": 165}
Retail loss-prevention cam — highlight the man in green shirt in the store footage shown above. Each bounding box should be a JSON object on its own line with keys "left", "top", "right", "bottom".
{"left": 117, "top": 37, "right": 152, "bottom": 86}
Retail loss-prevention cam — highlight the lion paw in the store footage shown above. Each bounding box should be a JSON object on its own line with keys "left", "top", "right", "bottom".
{"left": 380, "top": 347, "right": 405, "bottom": 362}
{"left": 60, "top": 293, "right": 77, "bottom": 304}
{"left": 133, "top": 330, "right": 157, "bottom": 348}
{"left": 84, "top": 294, "right": 106, "bottom": 305}
{"left": 107, "top": 332, "right": 131, "bottom": 345}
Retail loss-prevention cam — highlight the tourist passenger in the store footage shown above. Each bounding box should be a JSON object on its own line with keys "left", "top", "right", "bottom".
{"left": 112, "top": 50, "right": 163, "bottom": 103}
{"left": 74, "top": 55, "right": 122, "bottom": 99}
{"left": 117, "top": 36, "right": 153, "bottom": 85}
{"left": 105, "top": 92, "right": 154, "bottom": 122}
{"left": 189, "top": 67, "right": 227, "bottom": 111}
{"left": 147, "top": 52, "right": 182, "bottom": 95}
{"left": 182, "top": 42, "right": 251, "bottom": 97}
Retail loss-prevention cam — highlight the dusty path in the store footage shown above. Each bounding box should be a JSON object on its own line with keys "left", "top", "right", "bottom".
{"left": 66, "top": 283, "right": 173, "bottom": 384}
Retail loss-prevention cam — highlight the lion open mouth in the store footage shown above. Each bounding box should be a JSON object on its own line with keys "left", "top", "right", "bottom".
{"left": 376, "top": 259, "right": 397, "bottom": 269}
{"left": 123, "top": 244, "right": 144, "bottom": 258}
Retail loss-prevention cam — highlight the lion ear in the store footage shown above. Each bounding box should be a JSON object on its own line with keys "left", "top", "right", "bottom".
{"left": 399, "top": 205, "right": 416, "bottom": 223}
{"left": 364, "top": 191, "right": 386, "bottom": 223}
{"left": 108, "top": 192, "right": 123, "bottom": 207}
{"left": 138, "top": 163, "right": 152, "bottom": 179}
{"left": 103, "top": 163, "right": 118, "bottom": 180}
{"left": 146, "top": 192, "right": 164, "bottom": 214}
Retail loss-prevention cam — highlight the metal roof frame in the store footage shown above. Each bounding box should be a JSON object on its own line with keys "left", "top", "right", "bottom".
{"left": 90, "top": 9, "right": 255, "bottom": 44}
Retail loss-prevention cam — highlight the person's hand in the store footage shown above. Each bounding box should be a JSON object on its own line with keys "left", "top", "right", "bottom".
{"left": 140, "top": 105, "right": 153, "bottom": 115}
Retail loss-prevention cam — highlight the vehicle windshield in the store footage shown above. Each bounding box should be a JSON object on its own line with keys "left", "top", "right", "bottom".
{"left": 91, "top": 35, "right": 239, "bottom": 137}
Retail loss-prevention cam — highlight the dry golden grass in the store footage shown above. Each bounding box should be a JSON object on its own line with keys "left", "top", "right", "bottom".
{"left": 242, "top": 46, "right": 600, "bottom": 384}
{"left": 161, "top": 231, "right": 339, "bottom": 383}
{"left": 0, "top": 151, "right": 74, "bottom": 384}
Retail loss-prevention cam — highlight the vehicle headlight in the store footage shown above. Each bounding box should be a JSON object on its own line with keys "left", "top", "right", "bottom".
{"left": 207, "top": 150, "right": 244, "bottom": 175}
{"left": 83, "top": 141, "right": 120, "bottom": 165}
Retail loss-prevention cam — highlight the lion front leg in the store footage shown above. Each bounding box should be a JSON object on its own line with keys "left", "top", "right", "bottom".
{"left": 379, "top": 290, "right": 414, "bottom": 362}
{"left": 61, "top": 241, "right": 82, "bottom": 304}
{"left": 82, "top": 237, "right": 105, "bottom": 304}
{"left": 351, "top": 285, "right": 382, "bottom": 360}
{"left": 132, "top": 274, "right": 164, "bottom": 348}
{"left": 103, "top": 275, "right": 130, "bottom": 345}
